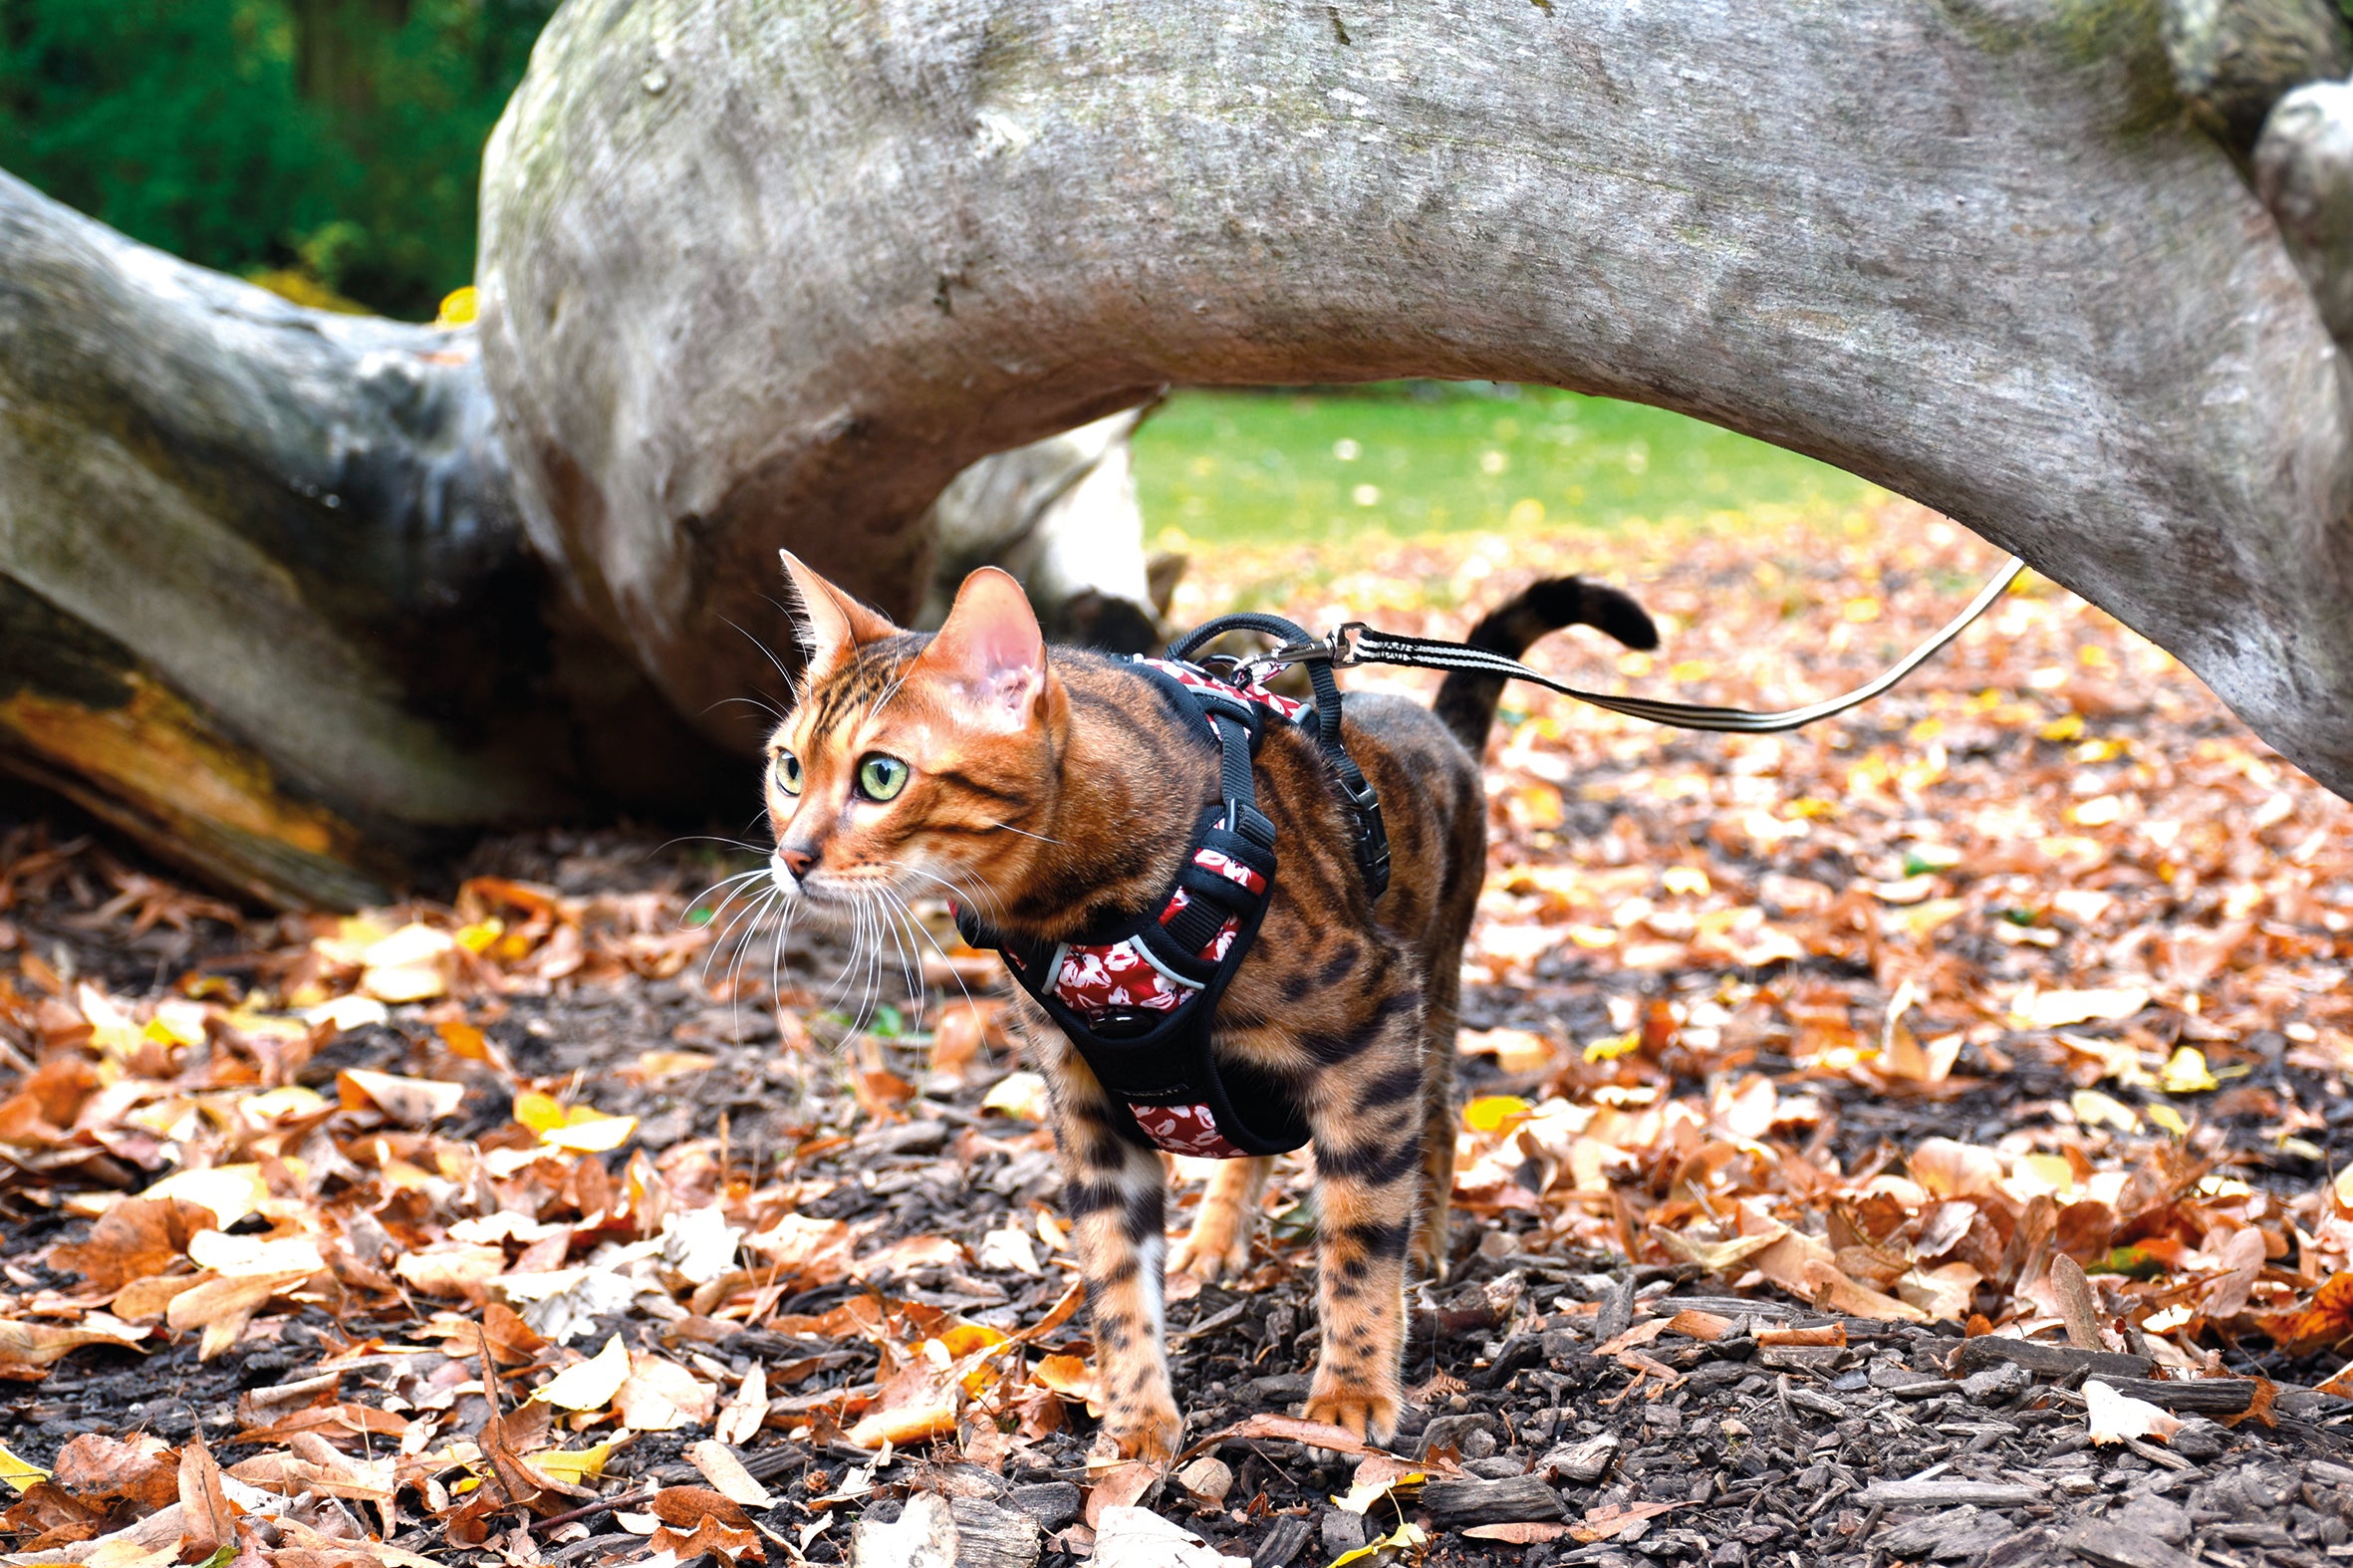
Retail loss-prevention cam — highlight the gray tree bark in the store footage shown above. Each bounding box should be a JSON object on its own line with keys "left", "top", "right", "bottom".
{"left": 0, "top": 169, "right": 1157, "bottom": 906}
{"left": 477, "top": 0, "right": 2353, "bottom": 798}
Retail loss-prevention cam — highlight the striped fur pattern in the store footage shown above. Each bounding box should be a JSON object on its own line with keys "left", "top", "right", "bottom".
{"left": 759, "top": 552, "right": 1655, "bottom": 1460}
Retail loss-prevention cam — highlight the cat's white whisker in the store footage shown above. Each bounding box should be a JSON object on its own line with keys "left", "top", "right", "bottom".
{"left": 888, "top": 860, "right": 1006, "bottom": 921}
{"left": 697, "top": 876, "right": 781, "bottom": 991}
{"left": 721, "top": 616, "right": 800, "bottom": 692}
{"left": 719, "top": 889, "right": 780, "bottom": 1017}
{"left": 883, "top": 886, "right": 977, "bottom": 1020}
{"left": 984, "top": 820, "right": 1065, "bottom": 846}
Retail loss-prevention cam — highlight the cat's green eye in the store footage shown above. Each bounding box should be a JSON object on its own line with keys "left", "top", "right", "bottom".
{"left": 772, "top": 751, "right": 803, "bottom": 796}
{"left": 856, "top": 753, "right": 910, "bottom": 802}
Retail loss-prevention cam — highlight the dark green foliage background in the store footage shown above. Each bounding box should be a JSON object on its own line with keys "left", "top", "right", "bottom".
{"left": 0, "top": 0, "right": 554, "bottom": 320}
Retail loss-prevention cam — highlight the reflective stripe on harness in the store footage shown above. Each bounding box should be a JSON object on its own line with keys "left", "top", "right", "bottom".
{"left": 955, "top": 637, "right": 1379, "bottom": 1160}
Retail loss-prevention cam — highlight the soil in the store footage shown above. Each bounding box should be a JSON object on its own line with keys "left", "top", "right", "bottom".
{"left": 2, "top": 818, "right": 2348, "bottom": 1568}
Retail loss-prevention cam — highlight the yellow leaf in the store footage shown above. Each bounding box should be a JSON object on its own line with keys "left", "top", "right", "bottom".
{"left": 1463, "top": 1096, "right": 1533, "bottom": 1135}
{"left": 981, "top": 1071, "right": 1051, "bottom": 1122}
{"left": 529, "top": 1443, "right": 612, "bottom": 1484}
{"left": 535, "top": 1334, "right": 633, "bottom": 1412}
{"left": 2012, "top": 986, "right": 2151, "bottom": 1029}
{"left": 2146, "top": 1103, "right": 2189, "bottom": 1138}
{"left": 514, "top": 1093, "right": 637, "bottom": 1151}
{"left": 1331, "top": 1466, "right": 1424, "bottom": 1515}
{"left": 2159, "top": 1047, "right": 2219, "bottom": 1094}
{"left": 1583, "top": 1032, "right": 1639, "bottom": 1064}
{"left": 435, "top": 285, "right": 479, "bottom": 327}
{"left": 2070, "top": 1090, "right": 2142, "bottom": 1134}
{"left": 935, "top": 1324, "right": 1008, "bottom": 1359}
{"left": 140, "top": 1165, "right": 271, "bottom": 1228}
{"left": 1332, "top": 1521, "right": 1431, "bottom": 1565}
{"left": 2010, "top": 1153, "right": 2079, "bottom": 1196}
{"left": 540, "top": 1115, "right": 636, "bottom": 1153}
{"left": 513, "top": 1090, "right": 571, "bottom": 1133}
{"left": 0, "top": 1441, "right": 49, "bottom": 1491}
{"left": 2040, "top": 713, "right": 2085, "bottom": 741}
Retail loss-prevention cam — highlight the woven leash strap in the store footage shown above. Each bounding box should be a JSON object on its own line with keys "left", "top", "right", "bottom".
{"left": 1262, "top": 556, "right": 2025, "bottom": 735}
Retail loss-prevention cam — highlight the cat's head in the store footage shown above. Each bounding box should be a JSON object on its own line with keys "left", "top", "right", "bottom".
{"left": 761, "top": 553, "right": 1064, "bottom": 916}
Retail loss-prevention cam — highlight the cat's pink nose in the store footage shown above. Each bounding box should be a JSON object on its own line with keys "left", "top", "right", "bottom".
{"left": 778, "top": 845, "right": 818, "bottom": 878}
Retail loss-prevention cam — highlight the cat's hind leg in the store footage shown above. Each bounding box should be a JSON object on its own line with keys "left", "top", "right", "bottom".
{"left": 1414, "top": 960, "right": 1464, "bottom": 1280}
{"left": 1299, "top": 984, "right": 1428, "bottom": 1445}
{"left": 1168, "top": 1155, "right": 1270, "bottom": 1282}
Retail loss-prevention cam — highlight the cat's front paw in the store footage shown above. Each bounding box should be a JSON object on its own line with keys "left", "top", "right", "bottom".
{"left": 1095, "top": 1392, "right": 1183, "bottom": 1464}
{"left": 1302, "top": 1379, "right": 1402, "bottom": 1449}
{"left": 1168, "top": 1204, "right": 1254, "bottom": 1282}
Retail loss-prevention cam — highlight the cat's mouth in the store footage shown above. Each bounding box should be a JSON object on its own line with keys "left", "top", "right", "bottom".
{"left": 765, "top": 852, "right": 883, "bottom": 917}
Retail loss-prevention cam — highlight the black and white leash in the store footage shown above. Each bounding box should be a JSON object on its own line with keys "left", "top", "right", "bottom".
{"left": 1243, "top": 556, "right": 2026, "bottom": 735}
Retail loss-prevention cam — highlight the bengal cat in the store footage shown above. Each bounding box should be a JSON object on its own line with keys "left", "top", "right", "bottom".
{"left": 760, "top": 552, "right": 1656, "bottom": 1459}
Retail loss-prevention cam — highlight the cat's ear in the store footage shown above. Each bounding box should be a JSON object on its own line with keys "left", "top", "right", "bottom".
{"left": 915, "top": 567, "right": 1046, "bottom": 720}
{"left": 780, "top": 551, "right": 899, "bottom": 681}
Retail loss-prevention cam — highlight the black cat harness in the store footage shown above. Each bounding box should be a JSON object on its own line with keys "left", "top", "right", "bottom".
{"left": 949, "top": 556, "right": 2028, "bottom": 1159}
{"left": 953, "top": 614, "right": 1388, "bottom": 1161}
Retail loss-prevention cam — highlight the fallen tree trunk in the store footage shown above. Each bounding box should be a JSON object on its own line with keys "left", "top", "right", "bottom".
{"left": 0, "top": 169, "right": 581, "bottom": 908}
{"left": 11, "top": 0, "right": 2353, "bottom": 907}
{"left": 0, "top": 170, "right": 1161, "bottom": 906}
{"left": 478, "top": 0, "right": 2353, "bottom": 797}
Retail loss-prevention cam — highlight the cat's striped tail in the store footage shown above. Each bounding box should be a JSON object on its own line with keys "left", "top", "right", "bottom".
{"left": 1432, "top": 577, "right": 1660, "bottom": 755}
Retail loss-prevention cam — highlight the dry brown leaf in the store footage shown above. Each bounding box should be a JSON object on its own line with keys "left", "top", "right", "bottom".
{"left": 0, "top": 1318, "right": 147, "bottom": 1365}
{"left": 1084, "top": 1461, "right": 1163, "bottom": 1530}
{"left": 1593, "top": 1317, "right": 1673, "bottom": 1356}
{"left": 1662, "top": 1309, "right": 1735, "bottom": 1342}
{"left": 685, "top": 1441, "right": 774, "bottom": 1509}
{"left": 648, "top": 1513, "right": 764, "bottom": 1566}
{"left": 1756, "top": 1323, "right": 1846, "bottom": 1349}
{"left": 614, "top": 1353, "right": 718, "bottom": 1432}
{"left": 1571, "top": 1500, "right": 1681, "bottom": 1542}
{"left": 391, "top": 1243, "right": 507, "bottom": 1303}
{"left": 175, "top": 1431, "right": 237, "bottom": 1558}
{"left": 1910, "top": 1139, "right": 2005, "bottom": 1199}
{"left": 336, "top": 1067, "right": 466, "bottom": 1125}
{"left": 164, "top": 1269, "right": 315, "bottom": 1361}
{"left": 49, "top": 1198, "right": 210, "bottom": 1290}
{"left": 51, "top": 1433, "right": 179, "bottom": 1513}
{"left": 1467, "top": 1521, "right": 1573, "bottom": 1543}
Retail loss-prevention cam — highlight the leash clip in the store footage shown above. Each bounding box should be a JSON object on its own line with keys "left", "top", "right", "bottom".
{"left": 1244, "top": 624, "right": 1367, "bottom": 681}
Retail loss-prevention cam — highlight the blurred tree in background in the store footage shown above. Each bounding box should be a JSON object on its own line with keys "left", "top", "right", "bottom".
{"left": 0, "top": 0, "right": 554, "bottom": 319}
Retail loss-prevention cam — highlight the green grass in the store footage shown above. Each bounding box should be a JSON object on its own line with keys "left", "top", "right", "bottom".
{"left": 1131, "top": 383, "right": 1883, "bottom": 548}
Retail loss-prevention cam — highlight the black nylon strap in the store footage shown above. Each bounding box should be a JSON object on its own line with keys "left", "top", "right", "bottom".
{"left": 1171, "top": 615, "right": 1391, "bottom": 902}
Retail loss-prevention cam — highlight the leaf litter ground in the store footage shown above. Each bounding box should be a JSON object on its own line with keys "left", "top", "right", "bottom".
{"left": 2, "top": 503, "right": 2351, "bottom": 1568}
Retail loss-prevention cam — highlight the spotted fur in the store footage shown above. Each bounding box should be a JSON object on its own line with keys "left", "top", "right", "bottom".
{"left": 760, "top": 552, "right": 1654, "bottom": 1460}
